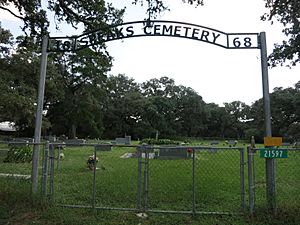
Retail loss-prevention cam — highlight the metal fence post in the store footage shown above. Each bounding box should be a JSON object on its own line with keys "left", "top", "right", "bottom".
{"left": 240, "top": 148, "right": 246, "bottom": 212}
{"left": 92, "top": 149, "right": 97, "bottom": 209}
{"left": 41, "top": 141, "right": 49, "bottom": 198}
{"left": 143, "top": 146, "right": 149, "bottom": 212}
{"left": 248, "top": 146, "right": 255, "bottom": 216}
{"left": 192, "top": 148, "right": 196, "bottom": 215}
{"left": 136, "top": 146, "right": 142, "bottom": 211}
{"left": 49, "top": 144, "right": 55, "bottom": 198}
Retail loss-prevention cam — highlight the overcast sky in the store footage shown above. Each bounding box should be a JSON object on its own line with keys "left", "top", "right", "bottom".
{"left": 1, "top": 0, "right": 299, "bottom": 106}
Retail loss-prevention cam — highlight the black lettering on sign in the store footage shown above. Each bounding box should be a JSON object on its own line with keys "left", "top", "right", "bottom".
{"left": 162, "top": 25, "right": 172, "bottom": 35}
{"left": 182, "top": 26, "right": 191, "bottom": 37}
{"left": 47, "top": 21, "right": 259, "bottom": 52}
{"left": 154, "top": 24, "right": 161, "bottom": 35}
{"left": 200, "top": 30, "right": 209, "bottom": 42}
{"left": 174, "top": 26, "right": 181, "bottom": 36}
{"left": 192, "top": 28, "right": 199, "bottom": 39}
{"left": 126, "top": 26, "right": 134, "bottom": 36}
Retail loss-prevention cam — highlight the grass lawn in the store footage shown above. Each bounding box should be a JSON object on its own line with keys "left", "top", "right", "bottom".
{"left": 0, "top": 141, "right": 299, "bottom": 224}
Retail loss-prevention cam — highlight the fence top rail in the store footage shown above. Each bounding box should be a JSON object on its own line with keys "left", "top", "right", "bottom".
{"left": 252, "top": 147, "right": 300, "bottom": 151}
{"left": 140, "top": 145, "right": 244, "bottom": 151}
{"left": 50, "top": 142, "right": 245, "bottom": 151}
{"left": 0, "top": 141, "right": 45, "bottom": 145}
{"left": 0, "top": 141, "right": 246, "bottom": 151}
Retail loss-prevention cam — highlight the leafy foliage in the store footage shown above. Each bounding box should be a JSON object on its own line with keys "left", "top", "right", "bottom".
{"left": 0, "top": 0, "right": 124, "bottom": 37}
{"left": 261, "top": 0, "right": 300, "bottom": 67}
{"left": 139, "top": 138, "right": 182, "bottom": 145}
{"left": 3, "top": 144, "right": 32, "bottom": 163}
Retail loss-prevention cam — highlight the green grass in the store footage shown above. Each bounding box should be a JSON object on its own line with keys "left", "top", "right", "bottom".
{"left": 0, "top": 141, "right": 299, "bottom": 225}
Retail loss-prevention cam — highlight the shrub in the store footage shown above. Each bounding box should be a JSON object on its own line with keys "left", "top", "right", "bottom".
{"left": 3, "top": 144, "right": 33, "bottom": 163}
{"left": 139, "top": 138, "right": 182, "bottom": 145}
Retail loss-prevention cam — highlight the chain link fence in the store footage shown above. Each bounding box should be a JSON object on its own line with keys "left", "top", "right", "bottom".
{"left": 0, "top": 140, "right": 45, "bottom": 195}
{"left": 247, "top": 147, "right": 300, "bottom": 215}
{"left": 1, "top": 140, "right": 299, "bottom": 216}
{"left": 43, "top": 144, "right": 246, "bottom": 215}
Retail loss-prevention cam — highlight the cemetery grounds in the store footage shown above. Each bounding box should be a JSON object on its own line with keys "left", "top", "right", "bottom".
{"left": 0, "top": 140, "right": 299, "bottom": 225}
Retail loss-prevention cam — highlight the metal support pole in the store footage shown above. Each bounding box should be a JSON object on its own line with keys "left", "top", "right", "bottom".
{"left": 259, "top": 32, "right": 276, "bottom": 214}
{"left": 32, "top": 35, "right": 48, "bottom": 194}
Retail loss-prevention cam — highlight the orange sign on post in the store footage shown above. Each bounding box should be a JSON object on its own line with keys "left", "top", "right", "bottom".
{"left": 264, "top": 137, "right": 282, "bottom": 147}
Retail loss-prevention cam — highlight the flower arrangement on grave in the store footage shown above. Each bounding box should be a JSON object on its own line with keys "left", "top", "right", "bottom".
{"left": 87, "top": 154, "right": 98, "bottom": 170}
{"left": 187, "top": 148, "right": 193, "bottom": 157}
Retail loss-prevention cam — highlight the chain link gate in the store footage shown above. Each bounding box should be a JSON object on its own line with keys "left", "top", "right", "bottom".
{"left": 247, "top": 146, "right": 300, "bottom": 215}
{"left": 41, "top": 144, "right": 246, "bottom": 215}
{"left": 139, "top": 146, "right": 246, "bottom": 215}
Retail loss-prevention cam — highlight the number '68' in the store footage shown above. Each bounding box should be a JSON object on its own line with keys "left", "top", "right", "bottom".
{"left": 233, "top": 37, "right": 252, "bottom": 48}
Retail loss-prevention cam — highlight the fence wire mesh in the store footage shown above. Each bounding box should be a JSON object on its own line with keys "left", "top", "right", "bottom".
{"left": 147, "top": 149, "right": 193, "bottom": 212}
{"left": 194, "top": 149, "right": 244, "bottom": 213}
{"left": 249, "top": 147, "right": 300, "bottom": 214}
{"left": 0, "top": 141, "right": 45, "bottom": 195}
{"left": 46, "top": 144, "right": 246, "bottom": 215}
{"left": 51, "top": 144, "right": 139, "bottom": 210}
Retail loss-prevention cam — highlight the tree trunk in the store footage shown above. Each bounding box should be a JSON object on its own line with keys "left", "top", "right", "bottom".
{"left": 71, "top": 124, "right": 77, "bottom": 139}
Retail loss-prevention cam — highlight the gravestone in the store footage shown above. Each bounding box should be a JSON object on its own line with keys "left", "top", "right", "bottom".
{"left": 208, "top": 148, "right": 218, "bottom": 154}
{"left": 228, "top": 140, "right": 237, "bottom": 147}
{"left": 210, "top": 140, "right": 219, "bottom": 145}
{"left": 44, "top": 135, "right": 57, "bottom": 142}
{"left": 13, "top": 138, "right": 34, "bottom": 143}
{"left": 293, "top": 142, "right": 300, "bottom": 148}
{"left": 112, "top": 136, "right": 131, "bottom": 145}
{"left": 64, "top": 139, "right": 86, "bottom": 146}
{"left": 95, "top": 145, "right": 112, "bottom": 151}
{"left": 282, "top": 142, "right": 290, "bottom": 147}
{"left": 158, "top": 147, "right": 190, "bottom": 159}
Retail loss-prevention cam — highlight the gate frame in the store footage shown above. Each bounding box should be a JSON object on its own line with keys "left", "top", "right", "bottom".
{"left": 42, "top": 144, "right": 246, "bottom": 215}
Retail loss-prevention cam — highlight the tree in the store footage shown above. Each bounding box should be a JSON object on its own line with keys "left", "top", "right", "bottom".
{"left": 249, "top": 82, "right": 300, "bottom": 142}
{"left": 46, "top": 47, "right": 111, "bottom": 138}
{"left": 141, "top": 77, "right": 182, "bottom": 138}
{"left": 172, "top": 85, "right": 206, "bottom": 137}
{"left": 262, "top": 0, "right": 300, "bottom": 67}
{"left": 204, "top": 103, "right": 231, "bottom": 138}
{"left": 0, "top": 24, "right": 14, "bottom": 58}
{"left": 0, "top": 34, "right": 46, "bottom": 135}
{"left": 181, "top": 0, "right": 300, "bottom": 67}
{"left": 224, "top": 101, "right": 251, "bottom": 138}
{"left": 102, "top": 74, "right": 146, "bottom": 139}
{"left": 0, "top": 0, "right": 124, "bottom": 37}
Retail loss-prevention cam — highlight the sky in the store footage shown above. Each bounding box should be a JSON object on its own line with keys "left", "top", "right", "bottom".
{"left": 1, "top": 0, "right": 299, "bottom": 106}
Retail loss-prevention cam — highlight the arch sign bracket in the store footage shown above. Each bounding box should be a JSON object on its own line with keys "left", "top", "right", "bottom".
{"left": 47, "top": 20, "right": 260, "bottom": 52}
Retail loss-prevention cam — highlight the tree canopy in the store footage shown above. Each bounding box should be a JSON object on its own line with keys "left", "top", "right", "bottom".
{"left": 0, "top": 1, "right": 299, "bottom": 141}
{"left": 1, "top": 26, "right": 299, "bottom": 141}
{"left": 1, "top": 0, "right": 299, "bottom": 65}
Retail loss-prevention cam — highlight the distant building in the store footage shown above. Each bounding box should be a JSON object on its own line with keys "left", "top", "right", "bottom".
{"left": 0, "top": 121, "right": 16, "bottom": 132}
